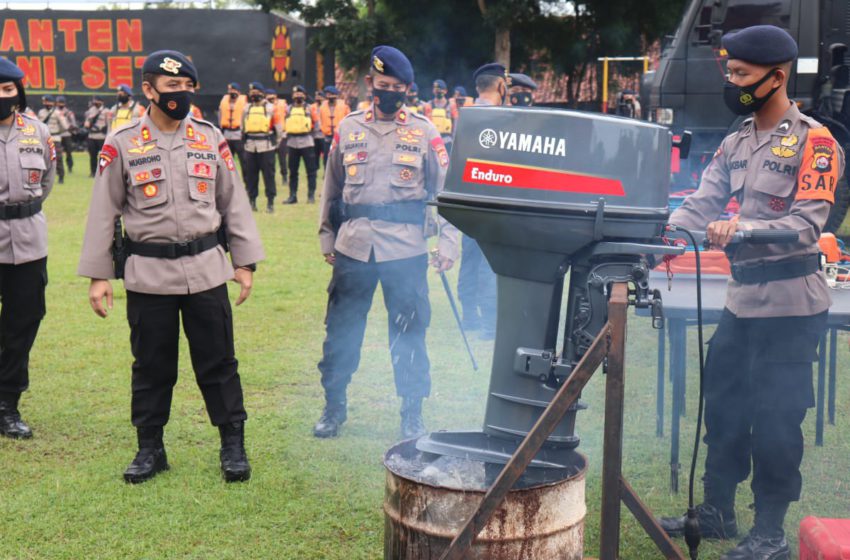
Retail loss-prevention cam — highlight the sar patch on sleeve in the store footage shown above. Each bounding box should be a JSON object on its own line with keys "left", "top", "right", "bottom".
{"left": 430, "top": 136, "right": 449, "bottom": 168}
{"left": 796, "top": 128, "right": 839, "bottom": 204}
{"left": 330, "top": 132, "right": 340, "bottom": 152}
{"left": 98, "top": 144, "right": 118, "bottom": 175}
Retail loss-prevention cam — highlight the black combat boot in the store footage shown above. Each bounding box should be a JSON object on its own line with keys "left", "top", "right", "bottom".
{"left": 659, "top": 481, "right": 738, "bottom": 539}
{"left": 219, "top": 421, "right": 251, "bottom": 483}
{"left": 721, "top": 502, "right": 789, "bottom": 560}
{"left": 283, "top": 190, "right": 298, "bottom": 204}
{"left": 266, "top": 199, "right": 274, "bottom": 214}
{"left": 0, "top": 398, "right": 32, "bottom": 439}
{"left": 313, "top": 398, "right": 347, "bottom": 438}
{"left": 249, "top": 198, "right": 258, "bottom": 212}
{"left": 400, "top": 397, "right": 426, "bottom": 440}
{"left": 307, "top": 189, "right": 316, "bottom": 204}
{"left": 123, "top": 426, "right": 169, "bottom": 484}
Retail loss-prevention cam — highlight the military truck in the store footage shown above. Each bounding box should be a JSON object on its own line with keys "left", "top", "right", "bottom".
{"left": 645, "top": 0, "right": 850, "bottom": 232}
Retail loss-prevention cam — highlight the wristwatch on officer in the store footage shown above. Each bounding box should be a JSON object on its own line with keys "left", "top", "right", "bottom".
{"left": 238, "top": 263, "right": 257, "bottom": 272}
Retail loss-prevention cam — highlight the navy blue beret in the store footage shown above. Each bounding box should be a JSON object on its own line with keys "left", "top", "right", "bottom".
{"left": 248, "top": 81, "right": 264, "bottom": 91}
{"left": 409, "top": 83, "right": 418, "bottom": 93}
{"left": 93, "top": 95, "right": 103, "bottom": 101}
{"left": 264, "top": 88, "right": 276, "bottom": 95}
{"left": 473, "top": 62, "right": 507, "bottom": 82}
{"left": 293, "top": 85, "right": 306, "bottom": 94}
{"left": 117, "top": 84, "right": 132, "bottom": 95}
{"left": 42, "top": 94, "right": 55, "bottom": 102}
{"left": 0, "top": 58, "right": 24, "bottom": 82}
{"left": 509, "top": 72, "right": 537, "bottom": 90}
{"left": 454, "top": 86, "right": 467, "bottom": 96}
{"left": 142, "top": 50, "right": 198, "bottom": 83}
{"left": 722, "top": 25, "right": 798, "bottom": 65}
{"left": 370, "top": 45, "right": 414, "bottom": 84}
{"left": 56, "top": 95, "right": 66, "bottom": 103}
{"left": 323, "top": 85, "right": 340, "bottom": 95}
{"left": 228, "top": 82, "right": 241, "bottom": 91}
{"left": 433, "top": 79, "right": 447, "bottom": 90}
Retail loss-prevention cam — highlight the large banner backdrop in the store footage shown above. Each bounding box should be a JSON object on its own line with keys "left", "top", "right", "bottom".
{"left": 0, "top": 9, "right": 330, "bottom": 111}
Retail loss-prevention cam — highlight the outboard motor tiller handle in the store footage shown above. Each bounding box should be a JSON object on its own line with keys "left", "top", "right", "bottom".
{"left": 665, "top": 226, "right": 799, "bottom": 249}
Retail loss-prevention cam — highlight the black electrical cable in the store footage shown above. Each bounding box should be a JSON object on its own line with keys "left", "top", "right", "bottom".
{"left": 665, "top": 225, "right": 705, "bottom": 560}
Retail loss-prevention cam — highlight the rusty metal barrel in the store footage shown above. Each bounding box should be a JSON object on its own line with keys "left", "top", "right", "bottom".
{"left": 383, "top": 439, "right": 587, "bottom": 559}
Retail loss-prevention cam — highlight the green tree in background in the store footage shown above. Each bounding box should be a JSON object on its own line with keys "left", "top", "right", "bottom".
{"left": 254, "top": 0, "right": 687, "bottom": 103}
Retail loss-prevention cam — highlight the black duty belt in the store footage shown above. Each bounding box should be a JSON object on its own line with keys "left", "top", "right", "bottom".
{"left": 344, "top": 201, "right": 426, "bottom": 225}
{"left": 245, "top": 133, "right": 272, "bottom": 140}
{"left": 126, "top": 230, "right": 224, "bottom": 259}
{"left": 731, "top": 253, "right": 820, "bottom": 284}
{"left": 0, "top": 199, "right": 42, "bottom": 220}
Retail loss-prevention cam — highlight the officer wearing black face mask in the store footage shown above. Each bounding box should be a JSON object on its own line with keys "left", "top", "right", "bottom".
{"left": 508, "top": 72, "right": 537, "bottom": 107}
{"left": 78, "top": 49, "right": 264, "bottom": 484}
{"left": 0, "top": 58, "right": 56, "bottom": 440}
{"left": 107, "top": 84, "right": 144, "bottom": 134}
{"left": 659, "top": 26, "right": 844, "bottom": 560}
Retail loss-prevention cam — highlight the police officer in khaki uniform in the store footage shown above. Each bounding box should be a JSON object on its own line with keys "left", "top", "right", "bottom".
{"left": 107, "top": 84, "right": 145, "bottom": 134}
{"left": 78, "top": 50, "right": 264, "bottom": 484}
{"left": 315, "top": 45, "right": 458, "bottom": 440}
{"left": 424, "top": 79, "right": 454, "bottom": 152}
{"left": 0, "top": 59, "right": 55, "bottom": 440}
{"left": 659, "top": 26, "right": 843, "bottom": 560}
{"left": 38, "top": 94, "right": 68, "bottom": 184}
{"left": 84, "top": 95, "right": 109, "bottom": 177}
{"left": 56, "top": 95, "right": 76, "bottom": 174}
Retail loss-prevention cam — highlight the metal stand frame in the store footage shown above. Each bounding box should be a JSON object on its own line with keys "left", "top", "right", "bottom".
{"left": 439, "top": 283, "right": 686, "bottom": 560}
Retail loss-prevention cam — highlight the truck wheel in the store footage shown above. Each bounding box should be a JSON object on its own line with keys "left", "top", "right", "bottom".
{"left": 825, "top": 174, "right": 850, "bottom": 234}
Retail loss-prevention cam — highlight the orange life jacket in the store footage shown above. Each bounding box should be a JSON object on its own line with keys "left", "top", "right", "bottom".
{"left": 219, "top": 94, "right": 247, "bottom": 130}
{"left": 319, "top": 100, "right": 350, "bottom": 137}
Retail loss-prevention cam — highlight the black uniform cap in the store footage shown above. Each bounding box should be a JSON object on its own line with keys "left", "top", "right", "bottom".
{"left": 0, "top": 58, "right": 24, "bottom": 82}
{"left": 509, "top": 72, "right": 537, "bottom": 90}
{"left": 142, "top": 50, "right": 198, "bottom": 84}
{"left": 722, "top": 25, "right": 798, "bottom": 65}
{"left": 473, "top": 62, "right": 508, "bottom": 83}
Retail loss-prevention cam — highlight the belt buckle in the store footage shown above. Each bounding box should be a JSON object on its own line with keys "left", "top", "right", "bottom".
{"left": 7, "top": 205, "right": 20, "bottom": 219}
{"left": 177, "top": 241, "right": 190, "bottom": 257}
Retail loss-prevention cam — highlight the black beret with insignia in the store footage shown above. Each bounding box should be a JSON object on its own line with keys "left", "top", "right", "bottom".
{"left": 142, "top": 50, "right": 198, "bottom": 84}
{"left": 722, "top": 25, "right": 798, "bottom": 65}
{"left": 370, "top": 45, "right": 414, "bottom": 84}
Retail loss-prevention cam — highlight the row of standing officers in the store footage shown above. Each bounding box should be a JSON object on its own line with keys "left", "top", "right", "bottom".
{"left": 0, "top": 46, "right": 530, "bottom": 487}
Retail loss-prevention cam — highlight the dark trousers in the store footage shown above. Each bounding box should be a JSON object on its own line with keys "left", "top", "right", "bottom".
{"left": 318, "top": 253, "right": 431, "bottom": 401}
{"left": 313, "top": 137, "right": 324, "bottom": 170}
{"left": 702, "top": 308, "right": 827, "bottom": 504}
{"left": 226, "top": 138, "right": 246, "bottom": 177}
{"left": 277, "top": 141, "right": 288, "bottom": 183}
{"left": 53, "top": 139, "right": 64, "bottom": 181}
{"left": 323, "top": 136, "right": 333, "bottom": 168}
{"left": 0, "top": 258, "right": 47, "bottom": 405}
{"left": 243, "top": 149, "right": 276, "bottom": 202}
{"left": 457, "top": 235, "right": 496, "bottom": 330}
{"left": 87, "top": 138, "right": 104, "bottom": 176}
{"left": 61, "top": 136, "right": 73, "bottom": 172}
{"left": 287, "top": 145, "right": 318, "bottom": 199}
{"left": 126, "top": 285, "right": 247, "bottom": 427}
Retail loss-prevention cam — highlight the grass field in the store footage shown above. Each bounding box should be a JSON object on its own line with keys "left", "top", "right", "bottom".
{"left": 1, "top": 154, "right": 849, "bottom": 559}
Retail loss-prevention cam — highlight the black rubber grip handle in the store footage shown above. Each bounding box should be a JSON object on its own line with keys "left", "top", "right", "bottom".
{"left": 733, "top": 229, "right": 799, "bottom": 244}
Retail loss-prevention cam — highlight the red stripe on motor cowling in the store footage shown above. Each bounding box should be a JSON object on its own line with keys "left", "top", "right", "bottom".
{"left": 462, "top": 160, "right": 625, "bottom": 196}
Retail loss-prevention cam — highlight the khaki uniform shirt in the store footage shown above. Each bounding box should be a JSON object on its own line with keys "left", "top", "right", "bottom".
{"left": 84, "top": 105, "right": 109, "bottom": 140}
{"left": 670, "top": 103, "right": 843, "bottom": 318}
{"left": 318, "top": 105, "right": 459, "bottom": 263}
{"left": 37, "top": 107, "right": 69, "bottom": 141}
{"left": 241, "top": 101, "right": 280, "bottom": 153}
{"left": 59, "top": 108, "right": 76, "bottom": 138}
{"left": 78, "top": 113, "right": 265, "bottom": 295}
{"left": 0, "top": 113, "right": 56, "bottom": 264}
